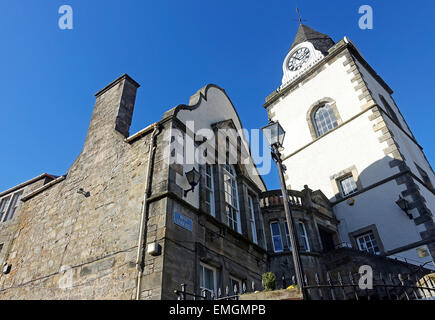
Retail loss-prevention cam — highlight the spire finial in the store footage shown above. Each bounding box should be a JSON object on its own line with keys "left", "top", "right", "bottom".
{"left": 296, "top": 7, "right": 303, "bottom": 25}
{"left": 294, "top": 7, "right": 308, "bottom": 25}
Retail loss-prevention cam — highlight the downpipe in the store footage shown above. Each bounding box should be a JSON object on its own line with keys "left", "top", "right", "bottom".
{"left": 135, "top": 123, "right": 161, "bottom": 300}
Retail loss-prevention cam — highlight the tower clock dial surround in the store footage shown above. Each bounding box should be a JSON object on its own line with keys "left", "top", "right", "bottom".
{"left": 287, "top": 47, "right": 311, "bottom": 71}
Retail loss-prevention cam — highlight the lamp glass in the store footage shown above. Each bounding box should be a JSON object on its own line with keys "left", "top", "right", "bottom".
{"left": 186, "top": 167, "right": 201, "bottom": 186}
{"left": 261, "top": 121, "right": 286, "bottom": 147}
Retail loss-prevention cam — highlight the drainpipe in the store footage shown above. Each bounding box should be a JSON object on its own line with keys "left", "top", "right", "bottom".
{"left": 135, "top": 123, "right": 161, "bottom": 300}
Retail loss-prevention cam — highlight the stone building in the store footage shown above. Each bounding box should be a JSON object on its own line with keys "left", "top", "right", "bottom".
{"left": 260, "top": 187, "right": 339, "bottom": 280}
{"left": 0, "top": 76, "right": 269, "bottom": 299}
{"left": 1, "top": 24, "right": 434, "bottom": 301}
{"left": 261, "top": 187, "right": 431, "bottom": 289}
{"left": 264, "top": 24, "right": 435, "bottom": 267}
{"left": 0, "top": 73, "right": 431, "bottom": 300}
{"left": 0, "top": 174, "right": 57, "bottom": 271}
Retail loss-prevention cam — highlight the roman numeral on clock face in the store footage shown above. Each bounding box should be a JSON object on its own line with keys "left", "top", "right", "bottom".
{"left": 287, "top": 47, "right": 310, "bottom": 71}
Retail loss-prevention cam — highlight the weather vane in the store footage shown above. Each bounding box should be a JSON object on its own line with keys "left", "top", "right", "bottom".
{"left": 295, "top": 7, "right": 307, "bottom": 25}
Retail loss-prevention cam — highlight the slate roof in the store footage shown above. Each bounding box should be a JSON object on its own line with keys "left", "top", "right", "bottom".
{"left": 290, "top": 24, "right": 335, "bottom": 55}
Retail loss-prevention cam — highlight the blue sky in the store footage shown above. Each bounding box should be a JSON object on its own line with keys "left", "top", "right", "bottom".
{"left": 0, "top": 0, "right": 434, "bottom": 191}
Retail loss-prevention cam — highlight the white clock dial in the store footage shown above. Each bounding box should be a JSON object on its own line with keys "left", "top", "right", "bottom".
{"left": 287, "top": 47, "right": 310, "bottom": 72}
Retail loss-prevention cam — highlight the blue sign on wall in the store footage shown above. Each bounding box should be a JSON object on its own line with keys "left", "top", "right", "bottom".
{"left": 174, "top": 212, "right": 193, "bottom": 232}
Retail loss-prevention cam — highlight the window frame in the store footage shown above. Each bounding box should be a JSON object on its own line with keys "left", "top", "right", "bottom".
{"left": 379, "top": 95, "right": 402, "bottom": 129}
{"left": 4, "top": 191, "right": 23, "bottom": 222}
{"left": 199, "top": 263, "right": 217, "bottom": 299}
{"left": 248, "top": 195, "right": 258, "bottom": 244}
{"left": 415, "top": 163, "right": 434, "bottom": 191}
{"left": 350, "top": 225, "right": 385, "bottom": 255}
{"left": 297, "top": 222, "right": 311, "bottom": 252}
{"left": 223, "top": 164, "right": 241, "bottom": 234}
{"left": 356, "top": 232, "right": 381, "bottom": 255}
{"left": 0, "top": 196, "right": 11, "bottom": 223}
{"left": 204, "top": 164, "right": 216, "bottom": 217}
{"left": 338, "top": 175, "right": 359, "bottom": 197}
{"left": 270, "top": 222, "right": 284, "bottom": 253}
{"left": 312, "top": 103, "right": 339, "bottom": 137}
{"left": 284, "top": 222, "right": 292, "bottom": 251}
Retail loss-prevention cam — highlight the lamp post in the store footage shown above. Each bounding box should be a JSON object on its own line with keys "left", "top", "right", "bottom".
{"left": 262, "top": 120, "right": 305, "bottom": 294}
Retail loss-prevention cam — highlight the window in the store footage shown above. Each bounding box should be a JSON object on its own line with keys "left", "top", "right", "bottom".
{"left": 416, "top": 164, "right": 434, "bottom": 191}
{"left": 223, "top": 165, "right": 241, "bottom": 233}
{"left": 200, "top": 263, "right": 217, "bottom": 299}
{"left": 248, "top": 196, "right": 258, "bottom": 244}
{"left": 0, "top": 197, "right": 11, "bottom": 222}
{"left": 380, "top": 95, "right": 401, "bottom": 128}
{"left": 0, "top": 244, "right": 3, "bottom": 254}
{"left": 284, "top": 222, "right": 310, "bottom": 252}
{"left": 270, "top": 222, "right": 284, "bottom": 253}
{"left": 313, "top": 104, "right": 339, "bottom": 137}
{"left": 297, "top": 222, "right": 310, "bottom": 252}
{"left": 4, "top": 191, "right": 23, "bottom": 222}
{"left": 284, "top": 223, "right": 291, "bottom": 251}
{"left": 339, "top": 176, "right": 358, "bottom": 197}
{"left": 204, "top": 164, "right": 215, "bottom": 217}
{"left": 356, "top": 232, "right": 380, "bottom": 255}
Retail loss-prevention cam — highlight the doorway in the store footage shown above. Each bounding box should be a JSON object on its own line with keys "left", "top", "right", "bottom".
{"left": 319, "top": 227, "right": 336, "bottom": 253}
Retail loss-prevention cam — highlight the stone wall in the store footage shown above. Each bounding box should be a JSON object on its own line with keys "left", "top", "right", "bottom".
{"left": 0, "top": 175, "right": 55, "bottom": 275}
{"left": 0, "top": 75, "right": 269, "bottom": 300}
{"left": 158, "top": 115, "right": 268, "bottom": 299}
{"left": 0, "top": 75, "right": 158, "bottom": 299}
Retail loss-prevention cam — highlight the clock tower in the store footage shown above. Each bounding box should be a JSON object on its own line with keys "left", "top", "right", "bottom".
{"left": 264, "top": 24, "right": 435, "bottom": 267}
{"left": 281, "top": 24, "right": 334, "bottom": 85}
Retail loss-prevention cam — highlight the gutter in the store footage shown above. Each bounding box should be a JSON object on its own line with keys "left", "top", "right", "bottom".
{"left": 21, "top": 175, "right": 66, "bottom": 202}
{"left": 125, "top": 123, "right": 158, "bottom": 144}
{"left": 135, "top": 122, "right": 162, "bottom": 300}
{"left": 0, "top": 173, "right": 57, "bottom": 198}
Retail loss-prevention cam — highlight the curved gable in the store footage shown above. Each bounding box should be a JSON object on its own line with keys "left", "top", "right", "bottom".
{"left": 174, "top": 85, "right": 266, "bottom": 192}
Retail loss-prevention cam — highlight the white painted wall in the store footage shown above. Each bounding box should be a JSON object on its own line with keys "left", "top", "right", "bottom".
{"left": 269, "top": 41, "right": 435, "bottom": 267}
{"left": 357, "top": 60, "right": 435, "bottom": 226}
{"left": 269, "top": 53, "right": 364, "bottom": 155}
{"left": 335, "top": 180, "right": 432, "bottom": 266}
{"left": 356, "top": 60, "right": 435, "bottom": 184}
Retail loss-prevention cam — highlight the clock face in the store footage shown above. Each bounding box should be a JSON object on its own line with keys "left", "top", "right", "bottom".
{"left": 287, "top": 47, "right": 310, "bottom": 71}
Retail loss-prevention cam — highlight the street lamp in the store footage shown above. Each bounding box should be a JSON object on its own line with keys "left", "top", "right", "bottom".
{"left": 262, "top": 120, "right": 286, "bottom": 147}
{"left": 262, "top": 120, "right": 305, "bottom": 295}
{"left": 396, "top": 196, "right": 413, "bottom": 220}
{"left": 184, "top": 167, "right": 201, "bottom": 197}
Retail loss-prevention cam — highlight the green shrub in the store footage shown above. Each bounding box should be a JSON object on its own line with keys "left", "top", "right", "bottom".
{"left": 262, "top": 272, "right": 277, "bottom": 291}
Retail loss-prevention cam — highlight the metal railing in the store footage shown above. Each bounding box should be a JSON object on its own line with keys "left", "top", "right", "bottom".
{"left": 302, "top": 271, "right": 435, "bottom": 300}
{"left": 174, "top": 282, "right": 257, "bottom": 301}
{"left": 174, "top": 271, "right": 435, "bottom": 301}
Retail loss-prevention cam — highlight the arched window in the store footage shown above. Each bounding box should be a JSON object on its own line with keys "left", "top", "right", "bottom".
{"left": 223, "top": 164, "right": 241, "bottom": 233}
{"left": 313, "top": 104, "right": 339, "bottom": 137}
